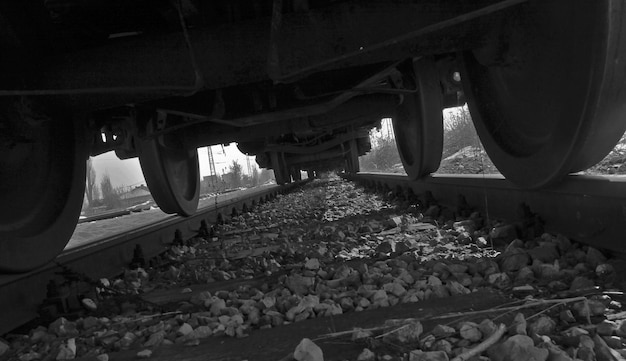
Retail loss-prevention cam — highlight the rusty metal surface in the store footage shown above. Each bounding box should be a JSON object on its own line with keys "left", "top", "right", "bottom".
{"left": 349, "top": 173, "right": 626, "bottom": 253}
{"left": 0, "top": 183, "right": 300, "bottom": 335}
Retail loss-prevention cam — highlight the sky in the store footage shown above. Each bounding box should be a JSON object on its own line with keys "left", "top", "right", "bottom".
{"left": 91, "top": 143, "right": 255, "bottom": 189}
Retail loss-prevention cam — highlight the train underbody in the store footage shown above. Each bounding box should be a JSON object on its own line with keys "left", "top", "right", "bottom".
{"left": 1, "top": 0, "right": 625, "bottom": 272}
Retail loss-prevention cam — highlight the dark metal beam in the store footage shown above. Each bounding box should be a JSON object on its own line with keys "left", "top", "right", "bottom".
{"left": 11, "top": 0, "right": 506, "bottom": 110}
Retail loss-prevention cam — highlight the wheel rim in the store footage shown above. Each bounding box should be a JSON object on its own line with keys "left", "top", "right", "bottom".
{"left": 0, "top": 100, "right": 85, "bottom": 272}
{"left": 392, "top": 57, "right": 444, "bottom": 180}
{"left": 138, "top": 127, "right": 200, "bottom": 216}
{"left": 460, "top": 0, "right": 626, "bottom": 188}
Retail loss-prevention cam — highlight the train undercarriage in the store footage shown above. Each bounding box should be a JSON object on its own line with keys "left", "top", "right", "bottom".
{"left": 1, "top": 0, "right": 625, "bottom": 272}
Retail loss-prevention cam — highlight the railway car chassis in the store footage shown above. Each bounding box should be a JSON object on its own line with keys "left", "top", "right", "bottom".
{"left": 1, "top": 0, "right": 625, "bottom": 272}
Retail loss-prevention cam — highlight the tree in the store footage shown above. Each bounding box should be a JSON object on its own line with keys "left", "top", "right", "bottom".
{"left": 100, "top": 173, "right": 121, "bottom": 209}
{"left": 85, "top": 157, "right": 99, "bottom": 206}
{"left": 442, "top": 106, "right": 478, "bottom": 158}
{"left": 229, "top": 160, "right": 243, "bottom": 188}
{"left": 251, "top": 167, "right": 259, "bottom": 186}
{"left": 259, "top": 168, "right": 272, "bottom": 184}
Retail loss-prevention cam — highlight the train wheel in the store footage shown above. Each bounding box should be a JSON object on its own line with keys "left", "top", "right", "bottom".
{"left": 0, "top": 101, "right": 86, "bottom": 272}
{"left": 392, "top": 57, "right": 443, "bottom": 180}
{"left": 270, "top": 152, "right": 290, "bottom": 185}
{"left": 460, "top": 0, "right": 626, "bottom": 188}
{"left": 138, "top": 126, "right": 200, "bottom": 216}
{"left": 344, "top": 139, "right": 360, "bottom": 174}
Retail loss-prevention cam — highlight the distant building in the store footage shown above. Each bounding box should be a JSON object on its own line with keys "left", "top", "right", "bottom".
{"left": 119, "top": 185, "right": 153, "bottom": 207}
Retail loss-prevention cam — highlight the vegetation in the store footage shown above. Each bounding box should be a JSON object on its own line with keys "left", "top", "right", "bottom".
{"left": 359, "top": 120, "right": 402, "bottom": 172}
{"left": 85, "top": 158, "right": 99, "bottom": 207}
{"left": 229, "top": 160, "right": 243, "bottom": 188}
{"left": 100, "top": 173, "right": 122, "bottom": 209}
{"left": 442, "top": 106, "right": 480, "bottom": 158}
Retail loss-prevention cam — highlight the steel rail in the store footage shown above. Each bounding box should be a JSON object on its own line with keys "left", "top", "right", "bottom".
{"left": 348, "top": 172, "right": 626, "bottom": 254}
{"left": 0, "top": 183, "right": 301, "bottom": 335}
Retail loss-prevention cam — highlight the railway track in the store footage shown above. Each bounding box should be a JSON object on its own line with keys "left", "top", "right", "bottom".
{"left": 0, "top": 183, "right": 299, "bottom": 336}
{"left": 1, "top": 173, "right": 625, "bottom": 361}
{"left": 349, "top": 172, "right": 626, "bottom": 254}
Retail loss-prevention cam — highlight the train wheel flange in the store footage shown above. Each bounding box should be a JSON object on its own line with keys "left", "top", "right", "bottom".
{"left": 0, "top": 99, "right": 86, "bottom": 272}
{"left": 460, "top": 0, "right": 626, "bottom": 188}
{"left": 392, "top": 57, "right": 444, "bottom": 180}
{"left": 138, "top": 121, "right": 200, "bottom": 216}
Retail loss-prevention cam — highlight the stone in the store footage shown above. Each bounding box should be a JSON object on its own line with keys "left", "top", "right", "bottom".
{"left": 0, "top": 340, "right": 9, "bottom": 357}
{"left": 82, "top": 316, "right": 99, "bottom": 330}
{"left": 144, "top": 330, "right": 166, "bottom": 347}
{"left": 286, "top": 274, "right": 315, "bottom": 295}
{"left": 432, "top": 339, "right": 453, "bottom": 354}
{"left": 559, "top": 310, "right": 576, "bottom": 323}
{"left": 538, "top": 263, "right": 560, "bottom": 280}
{"left": 572, "top": 300, "right": 606, "bottom": 318}
{"left": 56, "top": 338, "right": 76, "bottom": 360}
{"left": 595, "top": 320, "right": 617, "bottom": 336}
{"left": 448, "top": 281, "right": 470, "bottom": 295}
{"left": 542, "top": 344, "right": 574, "bottom": 361}
{"left": 293, "top": 338, "right": 323, "bottom": 361}
{"left": 49, "top": 317, "right": 78, "bottom": 337}
{"left": 576, "top": 346, "right": 595, "bottom": 361}
{"left": 352, "top": 328, "right": 374, "bottom": 341}
{"left": 501, "top": 248, "right": 531, "bottom": 272}
{"left": 569, "top": 276, "right": 595, "bottom": 291}
{"left": 459, "top": 322, "right": 482, "bottom": 342}
{"left": 616, "top": 319, "right": 626, "bottom": 338}
{"left": 432, "top": 285, "right": 450, "bottom": 298}
{"left": 487, "top": 272, "right": 511, "bottom": 289}
{"left": 96, "top": 355, "right": 109, "bottom": 361}
{"left": 490, "top": 225, "right": 518, "bottom": 243}
{"left": 357, "top": 348, "right": 376, "bottom": 361}
{"left": 528, "top": 316, "right": 556, "bottom": 336}
{"left": 19, "top": 352, "right": 42, "bottom": 361}
{"left": 512, "top": 313, "right": 527, "bottom": 335}
{"left": 527, "top": 243, "right": 560, "bottom": 263}
{"left": 479, "top": 319, "right": 498, "bottom": 338}
{"left": 383, "top": 283, "right": 407, "bottom": 297}
{"left": 371, "top": 290, "right": 389, "bottom": 307}
{"left": 428, "top": 275, "right": 443, "bottom": 286}
{"left": 136, "top": 349, "right": 153, "bottom": 359}
{"left": 177, "top": 323, "right": 194, "bottom": 336}
{"left": 586, "top": 247, "right": 607, "bottom": 268}
{"left": 81, "top": 298, "right": 98, "bottom": 311}
{"left": 305, "top": 258, "right": 321, "bottom": 270}
{"left": 410, "top": 350, "right": 450, "bottom": 361}
{"left": 383, "top": 319, "right": 423, "bottom": 344}
{"left": 602, "top": 336, "right": 623, "bottom": 349}
{"left": 488, "top": 335, "right": 549, "bottom": 361}
{"left": 515, "top": 267, "right": 535, "bottom": 282}
{"left": 208, "top": 297, "right": 227, "bottom": 316}
{"left": 593, "top": 334, "right": 620, "bottom": 361}
{"left": 432, "top": 324, "right": 456, "bottom": 338}
{"left": 191, "top": 326, "right": 213, "bottom": 339}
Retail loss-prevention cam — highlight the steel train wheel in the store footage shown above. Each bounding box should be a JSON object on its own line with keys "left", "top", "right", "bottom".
{"left": 460, "top": 0, "right": 626, "bottom": 188}
{"left": 0, "top": 101, "right": 86, "bottom": 272}
{"left": 270, "top": 152, "right": 290, "bottom": 185}
{"left": 392, "top": 58, "right": 444, "bottom": 180}
{"left": 137, "top": 126, "right": 200, "bottom": 216}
